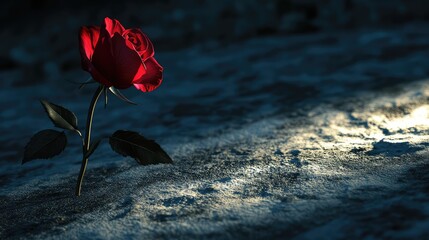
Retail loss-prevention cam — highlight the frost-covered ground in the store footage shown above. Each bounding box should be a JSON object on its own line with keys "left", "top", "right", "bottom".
{"left": 2, "top": 22, "right": 429, "bottom": 239}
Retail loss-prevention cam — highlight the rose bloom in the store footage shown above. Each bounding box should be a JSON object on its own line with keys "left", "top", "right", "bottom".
{"left": 79, "top": 17, "right": 162, "bottom": 92}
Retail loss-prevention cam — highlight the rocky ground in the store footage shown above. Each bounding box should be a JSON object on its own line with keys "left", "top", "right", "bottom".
{"left": 1, "top": 22, "right": 429, "bottom": 239}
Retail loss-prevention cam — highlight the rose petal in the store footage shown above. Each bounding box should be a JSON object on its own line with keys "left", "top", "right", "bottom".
{"left": 91, "top": 28, "right": 115, "bottom": 86}
{"left": 103, "top": 17, "right": 125, "bottom": 37}
{"left": 133, "top": 57, "right": 163, "bottom": 92}
{"left": 133, "top": 62, "right": 146, "bottom": 82}
{"left": 79, "top": 26, "right": 100, "bottom": 71}
{"left": 88, "top": 62, "right": 113, "bottom": 87}
{"left": 140, "top": 32, "right": 154, "bottom": 61}
{"left": 123, "top": 28, "right": 154, "bottom": 61}
{"left": 110, "top": 33, "right": 146, "bottom": 89}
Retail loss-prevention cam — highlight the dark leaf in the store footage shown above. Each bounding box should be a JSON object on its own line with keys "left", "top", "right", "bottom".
{"left": 40, "top": 100, "right": 81, "bottom": 135}
{"left": 84, "top": 138, "right": 102, "bottom": 159}
{"left": 23, "top": 129, "right": 67, "bottom": 164}
{"left": 108, "top": 87, "right": 137, "bottom": 105}
{"left": 109, "top": 130, "right": 173, "bottom": 165}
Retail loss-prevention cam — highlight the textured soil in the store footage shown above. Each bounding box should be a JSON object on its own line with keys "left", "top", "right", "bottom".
{"left": 1, "top": 22, "right": 429, "bottom": 239}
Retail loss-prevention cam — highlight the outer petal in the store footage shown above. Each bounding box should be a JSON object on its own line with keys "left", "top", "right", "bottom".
{"left": 133, "top": 57, "right": 163, "bottom": 92}
{"left": 88, "top": 62, "right": 113, "bottom": 87}
{"left": 103, "top": 17, "right": 125, "bottom": 37}
{"left": 91, "top": 28, "right": 115, "bottom": 86}
{"left": 110, "top": 33, "right": 146, "bottom": 89}
{"left": 132, "top": 63, "right": 146, "bottom": 82}
{"left": 79, "top": 26, "right": 100, "bottom": 71}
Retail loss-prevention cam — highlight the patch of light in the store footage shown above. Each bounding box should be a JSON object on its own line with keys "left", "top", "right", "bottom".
{"left": 388, "top": 105, "right": 429, "bottom": 130}
{"left": 322, "top": 105, "right": 429, "bottom": 150}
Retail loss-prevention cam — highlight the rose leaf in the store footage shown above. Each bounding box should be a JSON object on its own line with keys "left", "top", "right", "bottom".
{"left": 109, "top": 130, "right": 173, "bottom": 165}
{"left": 22, "top": 129, "right": 67, "bottom": 164}
{"left": 40, "top": 100, "right": 81, "bottom": 135}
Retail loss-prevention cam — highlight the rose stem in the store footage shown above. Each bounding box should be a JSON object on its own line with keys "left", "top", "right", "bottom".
{"left": 75, "top": 85, "right": 104, "bottom": 196}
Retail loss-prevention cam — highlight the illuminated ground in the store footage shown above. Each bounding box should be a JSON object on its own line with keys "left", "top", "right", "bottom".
{"left": 1, "top": 23, "right": 429, "bottom": 239}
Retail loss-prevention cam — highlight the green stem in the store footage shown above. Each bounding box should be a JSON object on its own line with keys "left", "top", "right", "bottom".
{"left": 75, "top": 85, "right": 104, "bottom": 196}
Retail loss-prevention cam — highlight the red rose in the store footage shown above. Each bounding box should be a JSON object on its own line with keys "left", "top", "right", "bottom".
{"left": 79, "top": 17, "right": 162, "bottom": 92}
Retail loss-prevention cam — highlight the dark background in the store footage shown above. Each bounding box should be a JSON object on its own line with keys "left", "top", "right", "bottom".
{"left": 1, "top": 0, "right": 429, "bottom": 88}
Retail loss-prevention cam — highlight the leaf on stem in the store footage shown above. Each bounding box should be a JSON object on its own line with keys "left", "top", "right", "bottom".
{"left": 109, "top": 130, "right": 173, "bottom": 165}
{"left": 108, "top": 87, "right": 137, "bottom": 105}
{"left": 23, "top": 129, "right": 67, "bottom": 164}
{"left": 40, "top": 100, "right": 80, "bottom": 135}
{"left": 84, "top": 138, "right": 102, "bottom": 159}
